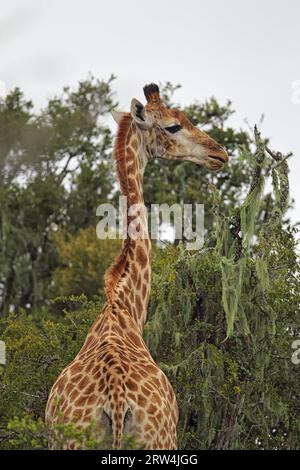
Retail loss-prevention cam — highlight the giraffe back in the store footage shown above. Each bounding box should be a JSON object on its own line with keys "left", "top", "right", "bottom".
{"left": 45, "top": 305, "right": 178, "bottom": 449}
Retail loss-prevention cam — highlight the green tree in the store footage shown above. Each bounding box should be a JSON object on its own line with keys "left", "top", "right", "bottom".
{"left": 0, "top": 76, "right": 116, "bottom": 315}
{"left": 0, "top": 297, "right": 99, "bottom": 449}
{"left": 52, "top": 227, "right": 120, "bottom": 298}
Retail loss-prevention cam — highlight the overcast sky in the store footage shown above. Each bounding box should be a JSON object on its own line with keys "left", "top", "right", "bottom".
{"left": 1, "top": 0, "right": 299, "bottom": 223}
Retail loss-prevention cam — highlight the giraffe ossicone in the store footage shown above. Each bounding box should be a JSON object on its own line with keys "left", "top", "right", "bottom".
{"left": 45, "top": 83, "right": 228, "bottom": 450}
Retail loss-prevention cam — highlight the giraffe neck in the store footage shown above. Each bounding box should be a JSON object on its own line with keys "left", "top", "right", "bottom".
{"left": 104, "top": 114, "right": 151, "bottom": 333}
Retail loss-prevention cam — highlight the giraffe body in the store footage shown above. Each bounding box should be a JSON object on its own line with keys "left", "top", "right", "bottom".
{"left": 46, "top": 306, "right": 178, "bottom": 449}
{"left": 46, "top": 83, "right": 228, "bottom": 449}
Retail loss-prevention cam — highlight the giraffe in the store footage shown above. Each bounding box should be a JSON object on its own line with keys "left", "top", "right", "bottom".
{"left": 45, "top": 83, "right": 228, "bottom": 450}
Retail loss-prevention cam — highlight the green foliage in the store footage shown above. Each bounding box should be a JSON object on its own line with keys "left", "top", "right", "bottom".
{"left": 0, "top": 76, "right": 116, "bottom": 315}
{"left": 0, "top": 297, "right": 99, "bottom": 449}
{"left": 5, "top": 413, "right": 139, "bottom": 450}
{"left": 7, "top": 415, "right": 48, "bottom": 450}
{"left": 0, "top": 88, "right": 34, "bottom": 184}
{"left": 144, "top": 134, "right": 300, "bottom": 449}
{"left": 52, "top": 227, "right": 120, "bottom": 298}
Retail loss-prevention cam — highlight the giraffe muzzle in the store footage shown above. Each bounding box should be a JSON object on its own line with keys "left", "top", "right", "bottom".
{"left": 206, "top": 151, "right": 229, "bottom": 171}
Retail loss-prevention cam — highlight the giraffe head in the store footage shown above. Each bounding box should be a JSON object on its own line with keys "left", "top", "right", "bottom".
{"left": 113, "top": 83, "right": 228, "bottom": 171}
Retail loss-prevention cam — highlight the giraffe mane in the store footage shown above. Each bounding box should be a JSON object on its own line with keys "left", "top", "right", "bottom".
{"left": 104, "top": 113, "right": 135, "bottom": 306}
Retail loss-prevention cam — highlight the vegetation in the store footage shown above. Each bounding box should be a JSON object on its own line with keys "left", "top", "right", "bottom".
{"left": 0, "top": 77, "right": 299, "bottom": 449}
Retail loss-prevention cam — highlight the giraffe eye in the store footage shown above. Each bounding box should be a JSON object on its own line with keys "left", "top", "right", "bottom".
{"left": 164, "top": 124, "right": 182, "bottom": 134}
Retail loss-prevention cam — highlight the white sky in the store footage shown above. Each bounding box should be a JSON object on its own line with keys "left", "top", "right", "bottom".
{"left": 1, "top": 0, "right": 299, "bottom": 222}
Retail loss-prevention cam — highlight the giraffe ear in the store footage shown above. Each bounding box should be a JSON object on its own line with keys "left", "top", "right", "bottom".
{"left": 130, "top": 99, "right": 150, "bottom": 128}
{"left": 111, "top": 109, "right": 125, "bottom": 124}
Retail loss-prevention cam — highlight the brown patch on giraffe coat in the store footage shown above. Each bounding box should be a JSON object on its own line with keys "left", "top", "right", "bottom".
{"left": 113, "top": 324, "right": 124, "bottom": 336}
{"left": 118, "top": 291, "right": 125, "bottom": 302}
{"left": 74, "top": 394, "right": 87, "bottom": 407}
{"left": 142, "top": 283, "right": 147, "bottom": 298}
{"left": 135, "top": 295, "right": 143, "bottom": 315}
{"left": 60, "top": 400, "right": 68, "bottom": 412}
{"left": 141, "top": 384, "right": 152, "bottom": 396}
{"left": 94, "top": 319, "right": 105, "bottom": 334}
{"left": 145, "top": 430, "right": 155, "bottom": 441}
{"left": 83, "top": 407, "right": 93, "bottom": 417}
{"left": 131, "top": 372, "right": 143, "bottom": 382}
{"left": 127, "top": 392, "right": 136, "bottom": 402}
{"left": 118, "top": 314, "right": 127, "bottom": 330}
{"left": 128, "top": 249, "right": 135, "bottom": 261}
{"left": 127, "top": 378, "right": 138, "bottom": 392}
{"left": 105, "top": 353, "right": 114, "bottom": 363}
{"left": 123, "top": 285, "right": 130, "bottom": 295}
{"left": 144, "top": 422, "right": 152, "bottom": 432}
{"left": 131, "top": 263, "right": 138, "bottom": 283}
{"left": 73, "top": 410, "right": 81, "bottom": 421}
{"left": 56, "top": 376, "right": 67, "bottom": 390}
{"left": 81, "top": 335, "right": 96, "bottom": 353}
{"left": 127, "top": 331, "right": 141, "bottom": 347}
{"left": 64, "top": 405, "right": 72, "bottom": 417}
{"left": 85, "top": 361, "right": 95, "bottom": 374}
{"left": 69, "top": 390, "right": 78, "bottom": 401}
{"left": 137, "top": 394, "right": 147, "bottom": 407}
{"left": 98, "top": 378, "right": 105, "bottom": 391}
{"left": 143, "top": 364, "right": 158, "bottom": 374}
{"left": 151, "top": 377, "right": 161, "bottom": 387}
{"left": 78, "top": 376, "right": 90, "bottom": 390}
{"left": 107, "top": 359, "right": 117, "bottom": 368}
{"left": 136, "top": 245, "right": 147, "bottom": 268}
{"left": 71, "top": 374, "right": 84, "bottom": 385}
{"left": 136, "top": 274, "right": 142, "bottom": 290}
{"left": 85, "top": 383, "right": 96, "bottom": 395}
{"left": 70, "top": 364, "right": 81, "bottom": 374}
{"left": 147, "top": 403, "right": 157, "bottom": 415}
{"left": 152, "top": 392, "right": 162, "bottom": 406}
{"left": 93, "top": 369, "right": 102, "bottom": 380}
